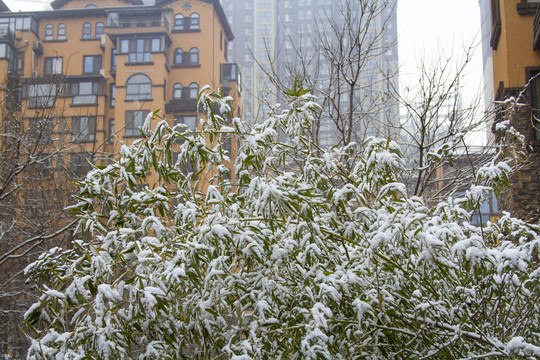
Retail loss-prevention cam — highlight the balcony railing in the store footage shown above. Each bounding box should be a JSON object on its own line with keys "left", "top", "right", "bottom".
{"left": 165, "top": 99, "right": 197, "bottom": 113}
{"left": 109, "top": 17, "right": 169, "bottom": 30}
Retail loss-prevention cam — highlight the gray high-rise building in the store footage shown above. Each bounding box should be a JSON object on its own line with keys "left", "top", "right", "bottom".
{"left": 222, "top": 0, "right": 399, "bottom": 147}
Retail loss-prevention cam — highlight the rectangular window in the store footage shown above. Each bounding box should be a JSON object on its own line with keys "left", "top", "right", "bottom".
{"left": 44, "top": 57, "right": 62, "bottom": 75}
{"left": 72, "top": 116, "right": 96, "bottom": 142}
{"left": 120, "top": 38, "right": 160, "bottom": 63}
{"left": 28, "top": 83, "right": 57, "bottom": 108}
{"left": 125, "top": 110, "right": 149, "bottom": 137}
{"left": 16, "top": 51, "right": 24, "bottom": 75}
{"left": 491, "top": 0, "right": 501, "bottom": 49}
{"left": 28, "top": 118, "right": 53, "bottom": 144}
{"left": 83, "top": 55, "right": 101, "bottom": 74}
{"left": 71, "top": 81, "right": 98, "bottom": 105}
{"left": 174, "top": 115, "right": 197, "bottom": 131}
{"left": 110, "top": 83, "right": 116, "bottom": 107}
{"left": 107, "top": 118, "right": 115, "bottom": 144}
{"left": 70, "top": 152, "right": 92, "bottom": 176}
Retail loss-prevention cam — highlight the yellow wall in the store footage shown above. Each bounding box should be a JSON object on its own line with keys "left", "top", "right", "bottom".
{"left": 492, "top": 0, "right": 540, "bottom": 89}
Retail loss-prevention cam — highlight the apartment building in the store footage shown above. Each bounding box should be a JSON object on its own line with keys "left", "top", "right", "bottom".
{"left": 0, "top": 0, "right": 240, "bottom": 174}
{"left": 0, "top": 0, "right": 240, "bottom": 356}
{"left": 222, "top": 0, "right": 399, "bottom": 147}
{"left": 487, "top": 0, "right": 540, "bottom": 221}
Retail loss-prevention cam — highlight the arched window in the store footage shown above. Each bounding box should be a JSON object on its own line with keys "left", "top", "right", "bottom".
{"left": 189, "top": 47, "right": 198, "bottom": 64}
{"left": 57, "top": 24, "right": 66, "bottom": 40}
{"left": 82, "top": 22, "right": 92, "bottom": 39}
{"left": 188, "top": 82, "right": 198, "bottom": 99}
{"left": 173, "top": 83, "right": 183, "bottom": 99}
{"left": 85, "top": 4, "right": 97, "bottom": 8}
{"left": 189, "top": 13, "right": 199, "bottom": 30}
{"left": 174, "top": 48, "right": 184, "bottom": 64}
{"left": 95, "top": 22, "right": 104, "bottom": 38}
{"left": 44, "top": 24, "right": 53, "bottom": 40}
{"left": 174, "top": 14, "right": 184, "bottom": 31}
{"left": 126, "top": 74, "right": 152, "bottom": 101}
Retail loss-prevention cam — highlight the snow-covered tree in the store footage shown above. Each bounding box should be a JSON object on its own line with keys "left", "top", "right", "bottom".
{"left": 25, "top": 87, "right": 540, "bottom": 359}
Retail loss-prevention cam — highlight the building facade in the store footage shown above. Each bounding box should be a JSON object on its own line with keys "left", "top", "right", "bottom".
{"left": 489, "top": 0, "right": 540, "bottom": 221}
{"left": 0, "top": 0, "right": 240, "bottom": 356}
{"left": 221, "top": 0, "right": 399, "bottom": 147}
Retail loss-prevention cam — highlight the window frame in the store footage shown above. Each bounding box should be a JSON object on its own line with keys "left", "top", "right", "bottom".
{"left": 44, "top": 56, "right": 63, "bottom": 75}
{"left": 57, "top": 23, "right": 66, "bottom": 40}
{"left": 125, "top": 73, "right": 152, "bottom": 101}
{"left": 28, "top": 83, "right": 57, "bottom": 108}
{"left": 173, "top": 83, "right": 183, "bottom": 99}
{"left": 83, "top": 55, "right": 102, "bottom": 74}
{"left": 28, "top": 117, "right": 53, "bottom": 144}
{"left": 72, "top": 116, "right": 96, "bottom": 142}
{"left": 188, "top": 82, "right": 198, "bottom": 99}
{"left": 95, "top": 22, "right": 104, "bottom": 39}
{"left": 70, "top": 80, "right": 99, "bottom": 105}
{"left": 189, "top": 13, "right": 200, "bottom": 30}
{"left": 125, "top": 110, "right": 150, "bottom": 137}
{"left": 70, "top": 152, "right": 92, "bottom": 176}
{"left": 82, "top": 22, "right": 92, "bottom": 39}
{"left": 44, "top": 24, "right": 53, "bottom": 41}
{"left": 174, "top": 13, "right": 184, "bottom": 31}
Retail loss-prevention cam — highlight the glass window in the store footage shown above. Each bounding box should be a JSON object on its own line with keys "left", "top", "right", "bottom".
{"left": 121, "top": 38, "right": 158, "bottom": 63}
{"left": 83, "top": 55, "right": 101, "bottom": 74}
{"left": 28, "top": 118, "right": 53, "bottom": 144}
{"left": 71, "top": 81, "right": 98, "bottom": 105}
{"left": 82, "top": 22, "right": 92, "bottom": 39}
{"left": 175, "top": 115, "right": 197, "bottom": 131}
{"left": 189, "top": 13, "right": 199, "bottom": 30}
{"left": 95, "top": 22, "right": 104, "bottom": 38}
{"left": 125, "top": 110, "right": 149, "bottom": 137}
{"left": 174, "top": 14, "right": 184, "bottom": 30}
{"left": 107, "top": 118, "right": 115, "bottom": 144}
{"left": 28, "top": 83, "right": 57, "bottom": 108}
{"left": 110, "top": 83, "right": 116, "bottom": 107}
{"left": 126, "top": 74, "right": 152, "bottom": 100}
{"left": 44, "top": 57, "right": 62, "bottom": 75}
{"left": 151, "top": 38, "right": 160, "bottom": 52}
{"left": 173, "top": 83, "right": 182, "bottom": 99}
{"left": 70, "top": 152, "right": 92, "bottom": 176}
{"left": 188, "top": 82, "right": 198, "bottom": 99}
{"left": 72, "top": 116, "right": 96, "bottom": 142}
{"left": 189, "top": 47, "right": 198, "bottom": 64}
{"left": 44, "top": 24, "right": 53, "bottom": 40}
{"left": 174, "top": 48, "right": 184, "bottom": 64}
{"left": 57, "top": 24, "right": 66, "bottom": 40}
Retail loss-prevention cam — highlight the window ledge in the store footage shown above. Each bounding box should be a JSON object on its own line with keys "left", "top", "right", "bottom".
{"left": 70, "top": 103, "right": 98, "bottom": 107}
{"left": 172, "top": 29, "right": 201, "bottom": 33}
{"left": 125, "top": 98, "right": 153, "bottom": 102}
{"left": 80, "top": 38, "right": 99, "bottom": 41}
{"left": 123, "top": 134, "right": 142, "bottom": 138}
{"left": 125, "top": 61, "right": 154, "bottom": 66}
{"left": 171, "top": 64, "right": 201, "bottom": 69}
{"left": 43, "top": 39, "right": 67, "bottom": 43}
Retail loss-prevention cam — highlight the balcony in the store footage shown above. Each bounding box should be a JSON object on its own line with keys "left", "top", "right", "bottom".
{"left": 0, "top": 27, "right": 14, "bottom": 44}
{"left": 107, "top": 10, "right": 169, "bottom": 34}
{"left": 165, "top": 99, "right": 197, "bottom": 113}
